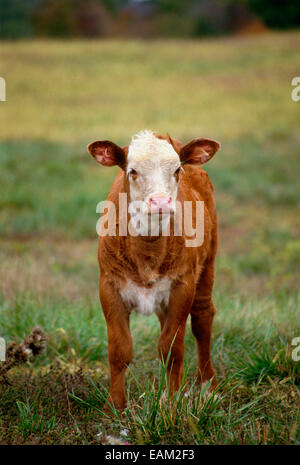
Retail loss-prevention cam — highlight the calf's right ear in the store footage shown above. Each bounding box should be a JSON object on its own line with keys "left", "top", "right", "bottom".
{"left": 180, "top": 138, "right": 220, "bottom": 166}
{"left": 87, "top": 140, "right": 126, "bottom": 169}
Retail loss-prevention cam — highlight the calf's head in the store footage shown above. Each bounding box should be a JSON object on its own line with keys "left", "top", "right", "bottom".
{"left": 88, "top": 130, "right": 220, "bottom": 232}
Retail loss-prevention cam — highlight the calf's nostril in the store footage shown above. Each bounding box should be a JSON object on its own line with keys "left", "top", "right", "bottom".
{"left": 149, "top": 196, "right": 172, "bottom": 206}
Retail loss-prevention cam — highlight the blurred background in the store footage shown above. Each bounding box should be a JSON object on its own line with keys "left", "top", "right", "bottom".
{"left": 0, "top": 0, "right": 299, "bottom": 445}
{"left": 1, "top": 0, "right": 300, "bottom": 39}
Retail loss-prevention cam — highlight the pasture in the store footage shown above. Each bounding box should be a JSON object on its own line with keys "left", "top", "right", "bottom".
{"left": 0, "top": 32, "right": 299, "bottom": 444}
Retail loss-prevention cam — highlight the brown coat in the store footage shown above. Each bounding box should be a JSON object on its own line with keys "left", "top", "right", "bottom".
{"left": 88, "top": 133, "right": 220, "bottom": 411}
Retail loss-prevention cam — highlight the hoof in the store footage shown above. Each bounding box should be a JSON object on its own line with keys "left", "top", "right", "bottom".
{"left": 198, "top": 380, "right": 221, "bottom": 401}
{"left": 103, "top": 395, "right": 126, "bottom": 416}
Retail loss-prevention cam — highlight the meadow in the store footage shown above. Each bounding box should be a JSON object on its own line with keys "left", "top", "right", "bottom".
{"left": 0, "top": 32, "right": 299, "bottom": 444}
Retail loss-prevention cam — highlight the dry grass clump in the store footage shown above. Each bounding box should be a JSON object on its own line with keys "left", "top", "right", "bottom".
{"left": 0, "top": 328, "right": 47, "bottom": 379}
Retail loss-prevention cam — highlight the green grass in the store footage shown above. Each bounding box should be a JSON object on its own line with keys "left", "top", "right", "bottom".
{"left": 0, "top": 33, "right": 299, "bottom": 444}
{"left": 16, "top": 399, "right": 57, "bottom": 439}
{"left": 0, "top": 290, "right": 298, "bottom": 444}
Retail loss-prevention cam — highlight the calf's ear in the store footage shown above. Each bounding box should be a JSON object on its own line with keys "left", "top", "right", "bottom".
{"left": 87, "top": 140, "right": 126, "bottom": 169}
{"left": 180, "top": 138, "right": 220, "bottom": 166}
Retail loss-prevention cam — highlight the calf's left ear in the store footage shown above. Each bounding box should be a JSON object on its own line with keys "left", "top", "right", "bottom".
{"left": 180, "top": 138, "right": 220, "bottom": 166}
{"left": 87, "top": 140, "right": 126, "bottom": 169}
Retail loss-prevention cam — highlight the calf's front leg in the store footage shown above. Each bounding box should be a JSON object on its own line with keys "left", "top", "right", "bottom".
{"left": 190, "top": 258, "right": 217, "bottom": 389}
{"left": 158, "top": 275, "right": 195, "bottom": 392}
{"left": 100, "top": 275, "right": 133, "bottom": 411}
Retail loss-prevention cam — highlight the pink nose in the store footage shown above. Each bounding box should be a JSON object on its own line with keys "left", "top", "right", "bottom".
{"left": 149, "top": 196, "right": 172, "bottom": 213}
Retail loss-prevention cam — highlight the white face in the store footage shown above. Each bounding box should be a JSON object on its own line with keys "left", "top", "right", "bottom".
{"left": 126, "top": 130, "right": 181, "bottom": 235}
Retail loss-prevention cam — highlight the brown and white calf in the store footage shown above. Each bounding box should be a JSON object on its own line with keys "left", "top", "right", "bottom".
{"left": 87, "top": 130, "right": 221, "bottom": 410}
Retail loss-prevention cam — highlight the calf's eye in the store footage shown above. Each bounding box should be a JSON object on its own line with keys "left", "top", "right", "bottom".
{"left": 174, "top": 167, "right": 181, "bottom": 180}
{"left": 129, "top": 168, "right": 138, "bottom": 179}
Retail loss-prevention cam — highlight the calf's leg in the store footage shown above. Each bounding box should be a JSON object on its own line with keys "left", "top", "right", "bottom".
{"left": 100, "top": 276, "right": 133, "bottom": 411}
{"left": 158, "top": 275, "right": 195, "bottom": 392}
{"left": 190, "top": 260, "right": 217, "bottom": 388}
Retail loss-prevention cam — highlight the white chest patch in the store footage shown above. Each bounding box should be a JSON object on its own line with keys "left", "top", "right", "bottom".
{"left": 120, "top": 277, "right": 171, "bottom": 316}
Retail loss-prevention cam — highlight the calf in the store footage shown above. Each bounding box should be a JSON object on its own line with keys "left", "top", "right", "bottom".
{"left": 87, "top": 130, "right": 221, "bottom": 410}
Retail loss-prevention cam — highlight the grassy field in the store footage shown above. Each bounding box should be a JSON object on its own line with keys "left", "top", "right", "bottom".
{"left": 0, "top": 32, "right": 299, "bottom": 445}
